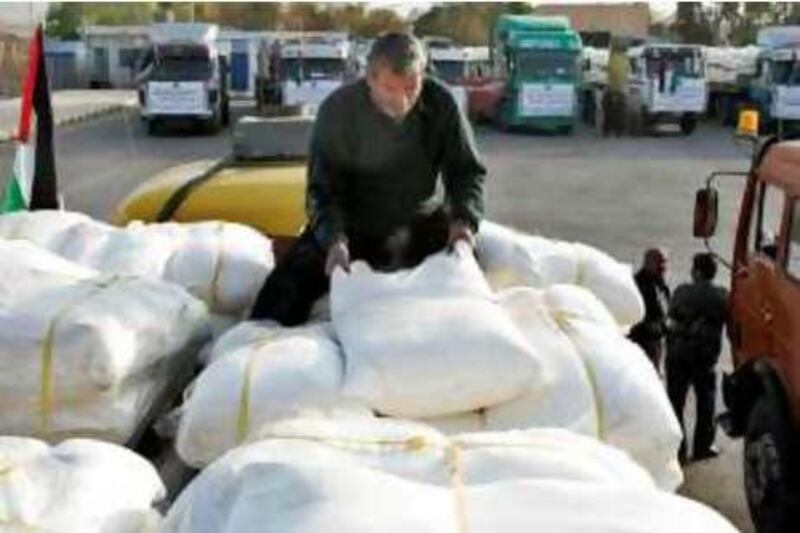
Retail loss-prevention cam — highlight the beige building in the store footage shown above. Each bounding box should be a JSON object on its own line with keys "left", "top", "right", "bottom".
{"left": 0, "top": 31, "right": 28, "bottom": 97}
{"left": 535, "top": 3, "right": 651, "bottom": 39}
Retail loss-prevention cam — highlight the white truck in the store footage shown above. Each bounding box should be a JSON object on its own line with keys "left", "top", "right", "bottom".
{"left": 256, "top": 33, "right": 354, "bottom": 114}
{"left": 746, "top": 26, "right": 800, "bottom": 135}
{"left": 137, "top": 23, "right": 230, "bottom": 135}
{"left": 627, "top": 44, "right": 706, "bottom": 135}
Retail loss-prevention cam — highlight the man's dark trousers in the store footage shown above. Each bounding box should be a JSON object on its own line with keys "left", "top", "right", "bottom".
{"left": 666, "top": 347, "right": 717, "bottom": 462}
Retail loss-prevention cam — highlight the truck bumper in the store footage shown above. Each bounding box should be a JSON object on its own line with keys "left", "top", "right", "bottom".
{"left": 142, "top": 111, "right": 215, "bottom": 121}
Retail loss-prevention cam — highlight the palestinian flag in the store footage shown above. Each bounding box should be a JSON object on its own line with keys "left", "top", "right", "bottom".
{"left": 0, "top": 25, "right": 58, "bottom": 213}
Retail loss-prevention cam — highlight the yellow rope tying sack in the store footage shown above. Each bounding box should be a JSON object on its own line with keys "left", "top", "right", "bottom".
{"left": 206, "top": 222, "right": 226, "bottom": 311}
{"left": 552, "top": 309, "right": 605, "bottom": 441}
{"left": 235, "top": 332, "right": 281, "bottom": 445}
{"left": 38, "top": 277, "right": 122, "bottom": 438}
{"left": 446, "top": 442, "right": 470, "bottom": 533}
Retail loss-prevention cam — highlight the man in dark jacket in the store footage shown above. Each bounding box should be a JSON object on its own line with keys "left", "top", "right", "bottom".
{"left": 666, "top": 253, "right": 728, "bottom": 463}
{"left": 629, "top": 248, "right": 671, "bottom": 371}
{"left": 250, "top": 32, "right": 487, "bottom": 326}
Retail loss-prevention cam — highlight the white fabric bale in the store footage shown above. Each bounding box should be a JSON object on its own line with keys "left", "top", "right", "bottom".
{"left": 423, "top": 286, "right": 682, "bottom": 490}
{"left": 0, "top": 437, "right": 164, "bottom": 532}
{"left": 137, "top": 221, "right": 274, "bottom": 316}
{"left": 176, "top": 322, "right": 370, "bottom": 467}
{"left": 423, "top": 288, "right": 598, "bottom": 439}
{"left": 486, "top": 287, "right": 599, "bottom": 437}
{"left": 544, "top": 283, "right": 619, "bottom": 331}
{"left": 0, "top": 210, "right": 91, "bottom": 250}
{"left": 475, "top": 220, "right": 644, "bottom": 327}
{"left": 0, "top": 247, "right": 208, "bottom": 442}
{"left": 206, "top": 320, "right": 285, "bottom": 365}
{"left": 58, "top": 219, "right": 173, "bottom": 278}
{"left": 475, "top": 220, "right": 577, "bottom": 288}
{"left": 197, "top": 314, "right": 245, "bottom": 366}
{"left": 0, "top": 210, "right": 173, "bottom": 279}
{"left": 332, "top": 243, "right": 545, "bottom": 418}
{"left": 0, "top": 275, "right": 208, "bottom": 395}
{"left": 241, "top": 418, "right": 655, "bottom": 488}
{"left": 1, "top": 364, "right": 174, "bottom": 444}
{"left": 573, "top": 242, "right": 645, "bottom": 328}
{"left": 0, "top": 210, "right": 275, "bottom": 316}
{"left": 549, "top": 285, "right": 684, "bottom": 491}
{"left": 0, "top": 239, "right": 97, "bottom": 309}
{"left": 162, "top": 418, "right": 736, "bottom": 533}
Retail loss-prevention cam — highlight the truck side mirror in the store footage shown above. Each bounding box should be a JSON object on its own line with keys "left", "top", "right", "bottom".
{"left": 694, "top": 187, "right": 719, "bottom": 238}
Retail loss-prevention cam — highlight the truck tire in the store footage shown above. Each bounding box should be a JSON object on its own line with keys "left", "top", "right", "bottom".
{"left": 146, "top": 118, "right": 160, "bottom": 136}
{"left": 628, "top": 108, "right": 645, "bottom": 136}
{"left": 744, "top": 392, "right": 800, "bottom": 533}
{"left": 680, "top": 114, "right": 697, "bottom": 135}
{"left": 221, "top": 98, "right": 230, "bottom": 127}
{"left": 202, "top": 113, "right": 222, "bottom": 135}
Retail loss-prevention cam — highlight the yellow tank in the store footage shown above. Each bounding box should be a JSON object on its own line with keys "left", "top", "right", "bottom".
{"left": 113, "top": 157, "right": 308, "bottom": 240}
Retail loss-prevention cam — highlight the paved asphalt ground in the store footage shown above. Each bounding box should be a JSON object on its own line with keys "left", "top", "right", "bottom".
{"left": 0, "top": 106, "right": 755, "bottom": 532}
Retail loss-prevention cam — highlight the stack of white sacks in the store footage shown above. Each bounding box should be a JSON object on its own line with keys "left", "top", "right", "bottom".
{"left": 0, "top": 210, "right": 275, "bottom": 318}
{"left": 0, "top": 436, "right": 164, "bottom": 532}
{"left": 164, "top": 418, "right": 737, "bottom": 533}
{"left": 174, "top": 218, "right": 697, "bottom": 526}
{"left": 0, "top": 209, "right": 287, "bottom": 532}
{"left": 0, "top": 238, "right": 210, "bottom": 442}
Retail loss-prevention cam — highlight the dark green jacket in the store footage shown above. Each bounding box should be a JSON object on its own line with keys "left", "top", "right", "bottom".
{"left": 306, "top": 77, "right": 486, "bottom": 249}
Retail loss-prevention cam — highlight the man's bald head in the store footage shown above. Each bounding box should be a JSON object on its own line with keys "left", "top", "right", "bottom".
{"left": 643, "top": 247, "right": 668, "bottom": 279}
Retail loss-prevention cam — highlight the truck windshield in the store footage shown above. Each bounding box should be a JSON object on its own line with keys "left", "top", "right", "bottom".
{"left": 148, "top": 45, "right": 212, "bottom": 82}
{"left": 515, "top": 50, "right": 576, "bottom": 82}
{"left": 645, "top": 51, "right": 703, "bottom": 78}
{"left": 281, "top": 58, "right": 346, "bottom": 81}
{"left": 432, "top": 60, "right": 466, "bottom": 84}
{"left": 772, "top": 60, "right": 800, "bottom": 85}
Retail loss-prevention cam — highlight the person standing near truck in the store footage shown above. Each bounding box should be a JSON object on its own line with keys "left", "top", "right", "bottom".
{"left": 629, "top": 248, "right": 671, "bottom": 371}
{"left": 666, "top": 253, "right": 728, "bottom": 464}
{"left": 250, "top": 32, "right": 487, "bottom": 326}
{"left": 602, "top": 38, "right": 629, "bottom": 137}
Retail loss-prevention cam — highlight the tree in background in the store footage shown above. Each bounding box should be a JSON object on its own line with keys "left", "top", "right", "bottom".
{"left": 413, "top": 2, "right": 534, "bottom": 45}
{"left": 673, "top": 2, "right": 714, "bottom": 45}
{"left": 193, "top": 3, "right": 282, "bottom": 31}
{"left": 46, "top": 3, "right": 159, "bottom": 39}
{"left": 668, "top": 2, "right": 800, "bottom": 47}
{"left": 45, "top": 2, "right": 406, "bottom": 39}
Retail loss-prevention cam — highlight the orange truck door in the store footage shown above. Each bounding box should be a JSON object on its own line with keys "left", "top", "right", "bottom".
{"left": 731, "top": 182, "right": 785, "bottom": 364}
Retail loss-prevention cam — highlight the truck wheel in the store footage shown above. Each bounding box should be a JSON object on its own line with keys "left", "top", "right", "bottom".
{"left": 221, "top": 99, "right": 230, "bottom": 127}
{"left": 628, "top": 108, "right": 644, "bottom": 136}
{"left": 146, "top": 119, "right": 160, "bottom": 136}
{"left": 680, "top": 114, "right": 697, "bottom": 135}
{"left": 744, "top": 393, "right": 799, "bottom": 532}
{"left": 203, "top": 113, "right": 222, "bottom": 135}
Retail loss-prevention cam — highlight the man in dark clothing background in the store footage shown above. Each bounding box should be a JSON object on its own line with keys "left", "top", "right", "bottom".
{"left": 250, "top": 32, "right": 487, "bottom": 326}
{"left": 666, "top": 253, "right": 729, "bottom": 464}
{"left": 629, "top": 248, "right": 671, "bottom": 371}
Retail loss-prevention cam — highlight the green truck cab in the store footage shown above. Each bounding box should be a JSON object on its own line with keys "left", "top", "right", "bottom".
{"left": 490, "top": 15, "right": 582, "bottom": 133}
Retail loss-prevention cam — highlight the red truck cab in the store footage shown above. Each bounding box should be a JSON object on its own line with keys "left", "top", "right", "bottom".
{"left": 695, "top": 120, "right": 800, "bottom": 532}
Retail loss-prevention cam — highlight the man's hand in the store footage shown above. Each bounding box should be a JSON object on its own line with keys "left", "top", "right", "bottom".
{"left": 448, "top": 220, "right": 475, "bottom": 250}
{"left": 325, "top": 238, "right": 350, "bottom": 276}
